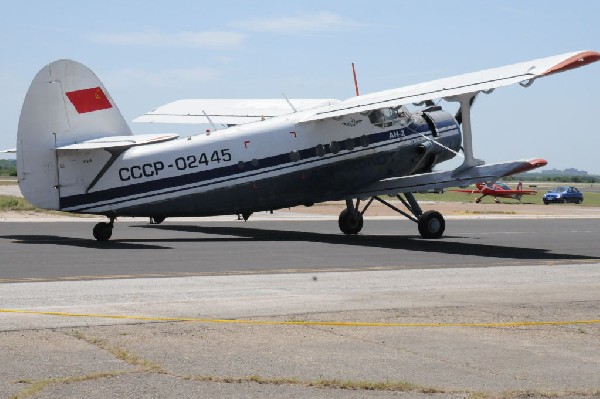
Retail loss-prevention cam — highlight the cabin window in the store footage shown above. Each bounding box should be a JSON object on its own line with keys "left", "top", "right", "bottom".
{"left": 289, "top": 151, "right": 301, "bottom": 162}
{"left": 330, "top": 141, "right": 340, "bottom": 154}
{"left": 369, "top": 108, "right": 394, "bottom": 128}
{"left": 344, "top": 138, "right": 355, "bottom": 151}
{"left": 315, "top": 144, "right": 326, "bottom": 157}
{"left": 251, "top": 159, "right": 259, "bottom": 167}
{"left": 237, "top": 161, "right": 245, "bottom": 169}
{"left": 359, "top": 135, "right": 369, "bottom": 147}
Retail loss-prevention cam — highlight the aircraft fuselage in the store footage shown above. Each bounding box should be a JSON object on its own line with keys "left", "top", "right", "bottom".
{"left": 56, "top": 108, "right": 461, "bottom": 217}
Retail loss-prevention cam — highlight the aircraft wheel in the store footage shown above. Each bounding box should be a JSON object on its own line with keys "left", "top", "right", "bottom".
{"left": 150, "top": 216, "right": 166, "bottom": 224}
{"left": 338, "top": 209, "right": 363, "bottom": 235}
{"left": 418, "top": 210, "right": 445, "bottom": 239}
{"left": 93, "top": 222, "right": 113, "bottom": 241}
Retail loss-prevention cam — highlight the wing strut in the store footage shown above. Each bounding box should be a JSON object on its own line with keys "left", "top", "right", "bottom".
{"left": 446, "top": 92, "right": 484, "bottom": 174}
{"left": 202, "top": 110, "right": 219, "bottom": 131}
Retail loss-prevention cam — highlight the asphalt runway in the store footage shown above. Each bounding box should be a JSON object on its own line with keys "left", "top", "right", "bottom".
{"left": 1, "top": 217, "right": 600, "bottom": 397}
{"left": 0, "top": 218, "right": 599, "bottom": 281}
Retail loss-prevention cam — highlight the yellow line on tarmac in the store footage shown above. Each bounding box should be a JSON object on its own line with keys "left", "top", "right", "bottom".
{"left": 1, "top": 308, "right": 600, "bottom": 328}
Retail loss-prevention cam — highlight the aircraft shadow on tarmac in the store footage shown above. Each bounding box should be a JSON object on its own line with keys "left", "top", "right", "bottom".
{"left": 134, "top": 224, "right": 597, "bottom": 262}
{"left": 0, "top": 235, "right": 166, "bottom": 250}
{"left": 1, "top": 223, "right": 597, "bottom": 262}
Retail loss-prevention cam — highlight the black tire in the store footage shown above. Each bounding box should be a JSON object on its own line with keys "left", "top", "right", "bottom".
{"left": 418, "top": 210, "right": 445, "bottom": 239}
{"left": 543, "top": 200, "right": 549, "bottom": 205}
{"left": 338, "top": 208, "right": 364, "bottom": 235}
{"left": 577, "top": 198, "right": 583, "bottom": 204}
{"left": 93, "top": 222, "right": 113, "bottom": 241}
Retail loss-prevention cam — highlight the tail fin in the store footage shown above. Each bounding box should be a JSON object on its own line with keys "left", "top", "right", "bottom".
{"left": 17, "top": 59, "right": 131, "bottom": 210}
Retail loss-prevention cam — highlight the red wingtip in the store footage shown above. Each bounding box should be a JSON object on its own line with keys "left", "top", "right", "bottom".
{"left": 509, "top": 158, "right": 548, "bottom": 175}
{"left": 529, "top": 158, "right": 548, "bottom": 168}
{"left": 543, "top": 51, "right": 600, "bottom": 76}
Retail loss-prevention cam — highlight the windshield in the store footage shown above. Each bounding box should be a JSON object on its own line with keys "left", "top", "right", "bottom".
{"left": 550, "top": 186, "right": 568, "bottom": 193}
{"left": 368, "top": 107, "right": 411, "bottom": 128}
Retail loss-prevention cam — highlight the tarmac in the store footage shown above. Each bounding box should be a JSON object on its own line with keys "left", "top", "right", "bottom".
{"left": 1, "top": 265, "right": 600, "bottom": 398}
{"left": 1, "top": 186, "right": 599, "bottom": 398}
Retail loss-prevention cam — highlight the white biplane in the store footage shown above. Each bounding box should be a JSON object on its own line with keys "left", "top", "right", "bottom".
{"left": 10, "top": 51, "right": 600, "bottom": 240}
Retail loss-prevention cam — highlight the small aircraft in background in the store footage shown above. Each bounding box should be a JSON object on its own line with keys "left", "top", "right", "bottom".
{"left": 6, "top": 50, "right": 600, "bottom": 240}
{"left": 450, "top": 181, "right": 539, "bottom": 203}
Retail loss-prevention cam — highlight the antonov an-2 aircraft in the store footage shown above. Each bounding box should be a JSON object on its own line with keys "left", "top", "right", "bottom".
{"left": 10, "top": 51, "right": 600, "bottom": 240}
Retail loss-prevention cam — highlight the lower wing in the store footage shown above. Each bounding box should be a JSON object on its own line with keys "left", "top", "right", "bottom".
{"left": 349, "top": 159, "right": 546, "bottom": 198}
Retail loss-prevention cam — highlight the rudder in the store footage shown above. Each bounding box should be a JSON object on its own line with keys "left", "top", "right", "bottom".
{"left": 17, "top": 59, "right": 131, "bottom": 210}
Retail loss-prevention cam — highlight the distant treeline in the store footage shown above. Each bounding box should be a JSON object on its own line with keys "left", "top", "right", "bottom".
{"left": 0, "top": 159, "right": 17, "bottom": 176}
{"left": 506, "top": 173, "right": 599, "bottom": 184}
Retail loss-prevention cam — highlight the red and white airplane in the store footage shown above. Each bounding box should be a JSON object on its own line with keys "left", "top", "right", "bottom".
{"left": 451, "top": 181, "right": 539, "bottom": 203}
{"left": 8, "top": 50, "right": 600, "bottom": 240}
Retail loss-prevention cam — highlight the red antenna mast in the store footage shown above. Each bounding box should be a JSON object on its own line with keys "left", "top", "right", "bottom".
{"left": 351, "top": 62, "right": 360, "bottom": 96}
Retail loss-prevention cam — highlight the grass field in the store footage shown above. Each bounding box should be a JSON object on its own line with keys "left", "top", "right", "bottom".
{"left": 413, "top": 190, "right": 600, "bottom": 206}
{"left": 0, "top": 195, "right": 36, "bottom": 211}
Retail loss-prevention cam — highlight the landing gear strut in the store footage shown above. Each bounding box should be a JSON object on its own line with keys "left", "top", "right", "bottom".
{"left": 339, "top": 193, "right": 445, "bottom": 239}
{"left": 93, "top": 217, "right": 115, "bottom": 241}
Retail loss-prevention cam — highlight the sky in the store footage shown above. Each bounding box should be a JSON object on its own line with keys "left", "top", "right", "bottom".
{"left": 1, "top": 0, "right": 599, "bottom": 173}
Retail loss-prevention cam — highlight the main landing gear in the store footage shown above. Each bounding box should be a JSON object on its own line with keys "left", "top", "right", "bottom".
{"left": 338, "top": 193, "right": 445, "bottom": 239}
{"left": 93, "top": 217, "right": 115, "bottom": 241}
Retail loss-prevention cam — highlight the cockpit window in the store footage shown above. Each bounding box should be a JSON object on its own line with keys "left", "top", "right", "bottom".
{"left": 368, "top": 107, "right": 409, "bottom": 128}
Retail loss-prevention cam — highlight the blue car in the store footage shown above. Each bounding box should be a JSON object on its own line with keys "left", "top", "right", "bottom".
{"left": 543, "top": 186, "right": 583, "bottom": 204}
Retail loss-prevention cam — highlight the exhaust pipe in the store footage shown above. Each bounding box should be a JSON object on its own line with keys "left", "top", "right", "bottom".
{"left": 416, "top": 141, "right": 433, "bottom": 155}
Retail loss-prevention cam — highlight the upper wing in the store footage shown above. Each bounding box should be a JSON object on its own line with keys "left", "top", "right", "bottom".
{"left": 301, "top": 50, "right": 600, "bottom": 123}
{"left": 349, "top": 159, "right": 547, "bottom": 198}
{"left": 134, "top": 51, "right": 599, "bottom": 127}
{"left": 134, "top": 99, "right": 340, "bottom": 125}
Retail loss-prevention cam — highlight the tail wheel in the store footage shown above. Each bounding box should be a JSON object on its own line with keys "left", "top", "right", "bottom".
{"left": 338, "top": 209, "right": 364, "bottom": 235}
{"left": 93, "top": 222, "right": 113, "bottom": 241}
{"left": 150, "top": 216, "right": 166, "bottom": 225}
{"left": 418, "top": 210, "right": 445, "bottom": 239}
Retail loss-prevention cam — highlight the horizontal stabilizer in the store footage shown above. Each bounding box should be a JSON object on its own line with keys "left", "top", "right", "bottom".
{"left": 350, "top": 159, "right": 547, "bottom": 198}
{"left": 134, "top": 98, "right": 340, "bottom": 125}
{"left": 56, "top": 133, "right": 179, "bottom": 151}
